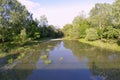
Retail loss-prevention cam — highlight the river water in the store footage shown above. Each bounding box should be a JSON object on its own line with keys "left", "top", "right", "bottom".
{"left": 1, "top": 40, "right": 120, "bottom": 80}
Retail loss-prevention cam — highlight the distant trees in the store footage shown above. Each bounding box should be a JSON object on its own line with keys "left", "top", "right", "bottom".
{"left": 38, "top": 15, "right": 63, "bottom": 38}
{"left": 62, "top": 0, "right": 120, "bottom": 41}
{"left": 62, "top": 24, "right": 73, "bottom": 38}
{"left": 62, "top": 11, "right": 90, "bottom": 39}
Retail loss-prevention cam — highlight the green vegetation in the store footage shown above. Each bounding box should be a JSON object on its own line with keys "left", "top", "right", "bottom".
{"left": 0, "top": 0, "right": 63, "bottom": 67}
{"left": 7, "top": 58, "right": 13, "bottom": 64}
{"left": 40, "top": 54, "right": 52, "bottom": 65}
{"left": 45, "top": 60, "right": 52, "bottom": 65}
{"left": 85, "top": 28, "right": 98, "bottom": 41}
{"left": 79, "top": 39, "right": 120, "bottom": 52}
{"left": 40, "top": 55, "right": 48, "bottom": 60}
{"left": 0, "top": 0, "right": 120, "bottom": 74}
{"left": 62, "top": 0, "right": 120, "bottom": 50}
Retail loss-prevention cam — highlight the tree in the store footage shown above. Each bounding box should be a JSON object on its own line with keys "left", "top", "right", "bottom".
{"left": 0, "top": 0, "right": 30, "bottom": 43}
{"left": 85, "top": 28, "right": 98, "bottom": 41}
{"left": 89, "top": 3, "right": 112, "bottom": 39}
{"left": 103, "top": 26, "right": 119, "bottom": 39}
{"left": 62, "top": 24, "right": 73, "bottom": 38}
{"left": 89, "top": 3, "right": 112, "bottom": 28}
{"left": 112, "top": 0, "right": 120, "bottom": 28}
{"left": 19, "top": 28, "right": 27, "bottom": 44}
{"left": 39, "top": 15, "right": 48, "bottom": 27}
{"left": 72, "top": 12, "right": 90, "bottom": 38}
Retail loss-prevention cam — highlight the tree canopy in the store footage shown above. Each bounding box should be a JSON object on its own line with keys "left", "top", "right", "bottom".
{"left": 62, "top": 0, "right": 120, "bottom": 40}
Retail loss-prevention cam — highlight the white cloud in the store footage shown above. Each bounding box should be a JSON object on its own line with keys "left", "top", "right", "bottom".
{"left": 17, "top": 0, "right": 93, "bottom": 28}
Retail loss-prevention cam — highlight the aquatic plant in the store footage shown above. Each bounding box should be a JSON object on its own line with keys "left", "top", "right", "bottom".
{"left": 45, "top": 60, "right": 52, "bottom": 65}
{"left": 40, "top": 55, "right": 48, "bottom": 60}
{"left": 46, "top": 49, "right": 50, "bottom": 52}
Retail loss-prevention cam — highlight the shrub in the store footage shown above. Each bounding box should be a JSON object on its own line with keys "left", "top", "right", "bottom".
{"left": 96, "top": 28, "right": 103, "bottom": 39}
{"left": 17, "top": 53, "right": 25, "bottom": 60}
{"left": 34, "top": 32, "right": 40, "bottom": 40}
{"left": 20, "top": 28, "right": 27, "bottom": 44}
{"left": 103, "top": 26, "right": 119, "bottom": 39}
{"left": 85, "top": 28, "right": 98, "bottom": 41}
{"left": 8, "top": 58, "right": 13, "bottom": 64}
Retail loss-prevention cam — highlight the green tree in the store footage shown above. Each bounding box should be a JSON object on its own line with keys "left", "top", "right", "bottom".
{"left": 89, "top": 3, "right": 112, "bottom": 28}
{"left": 112, "top": 0, "right": 120, "bottom": 28}
{"left": 85, "top": 28, "right": 98, "bottom": 41}
{"left": 39, "top": 15, "right": 48, "bottom": 27}
{"left": 0, "top": 0, "right": 30, "bottom": 43}
{"left": 19, "top": 28, "right": 27, "bottom": 44}
{"left": 103, "top": 26, "right": 119, "bottom": 39}
{"left": 72, "top": 12, "right": 90, "bottom": 38}
{"left": 62, "top": 24, "right": 73, "bottom": 38}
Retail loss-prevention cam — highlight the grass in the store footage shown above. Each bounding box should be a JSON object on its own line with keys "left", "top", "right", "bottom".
{"left": 79, "top": 39, "right": 120, "bottom": 52}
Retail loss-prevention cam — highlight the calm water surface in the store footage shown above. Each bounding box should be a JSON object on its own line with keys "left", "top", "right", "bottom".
{"left": 1, "top": 40, "right": 120, "bottom": 80}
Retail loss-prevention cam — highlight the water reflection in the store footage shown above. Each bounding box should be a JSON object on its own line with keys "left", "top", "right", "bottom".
{"left": 0, "top": 40, "right": 120, "bottom": 80}
{"left": 63, "top": 40, "right": 120, "bottom": 80}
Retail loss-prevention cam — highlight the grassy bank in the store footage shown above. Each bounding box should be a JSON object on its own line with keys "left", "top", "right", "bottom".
{"left": 79, "top": 39, "right": 120, "bottom": 52}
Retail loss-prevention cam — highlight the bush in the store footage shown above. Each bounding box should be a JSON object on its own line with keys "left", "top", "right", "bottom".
{"left": 96, "top": 28, "right": 103, "bottom": 39}
{"left": 34, "top": 32, "right": 40, "bottom": 40}
{"left": 117, "top": 36, "right": 120, "bottom": 46}
{"left": 103, "top": 26, "right": 119, "bottom": 39}
{"left": 20, "top": 28, "right": 27, "bottom": 44}
{"left": 85, "top": 28, "right": 98, "bottom": 41}
{"left": 8, "top": 58, "right": 13, "bottom": 64}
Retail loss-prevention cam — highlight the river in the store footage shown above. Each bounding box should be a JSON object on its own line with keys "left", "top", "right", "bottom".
{"left": 0, "top": 40, "right": 120, "bottom": 80}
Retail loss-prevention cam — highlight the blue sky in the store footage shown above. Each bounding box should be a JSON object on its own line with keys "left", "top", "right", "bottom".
{"left": 18, "top": 0, "right": 114, "bottom": 28}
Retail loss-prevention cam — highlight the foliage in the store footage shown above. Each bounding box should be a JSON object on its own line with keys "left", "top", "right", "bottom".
{"left": 62, "top": 12, "right": 90, "bottom": 39}
{"left": 62, "top": 24, "right": 73, "bottom": 37}
{"left": 17, "top": 53, "right": 25, "bottom": 60}
{"left": 85, "top": 28, "right": 98, "bottom": 41}
{"left": 8, "top": 58, "right": 13, "bottom": 64}
{"left": 34, "top": 32, "right": 40, "bottom": 40}
{"left": 96, "top": 28, "right": 103, "bottom": 39}
{"left": 0, "top": 0, "right": 30, "bottom": 43}
{"left": 19, "top": 28, "right": 27, "bottom": 44}
{"left": 45, "top": 60, "right": 52, "bottom": 65}
{"left": 89, "top": 3, "right": 112, "bottom": 28}
{"left": 103, "top": 26, "right": 120, "bottom": 39}
{"left": 112, "top": 0, "right": 120, "bottom": 28}
{"left": 40, "top": 55, "right": 48, "bottom": 60}
{"left": 39, "top": 15, "right": 48, "bottom": 27}
{"left": 62, "top": 0, "right": 120, "bottom": 41}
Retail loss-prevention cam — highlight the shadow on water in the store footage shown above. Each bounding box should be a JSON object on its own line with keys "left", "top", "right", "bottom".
{"left": 0, "top": 40, "right": 120, "bottom": 80}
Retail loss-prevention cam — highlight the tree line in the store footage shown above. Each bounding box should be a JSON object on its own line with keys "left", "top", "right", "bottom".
{"left": 62, "top": 0, "right": 120, "bottom": 41}
{"left": 0, "top": 0, "right": 63, "bottom": 45}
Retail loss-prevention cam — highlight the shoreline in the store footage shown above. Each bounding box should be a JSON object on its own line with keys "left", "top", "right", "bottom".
{"left": 79, "top": 39, "right": 120, "bottom": 52}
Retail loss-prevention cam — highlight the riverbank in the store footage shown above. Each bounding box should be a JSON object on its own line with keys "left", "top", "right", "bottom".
{"left": 0, "top": 38, "right": 59, "bottom": 70}
{"left": 79, "top": 39, "right": 120, "bottom": 52}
